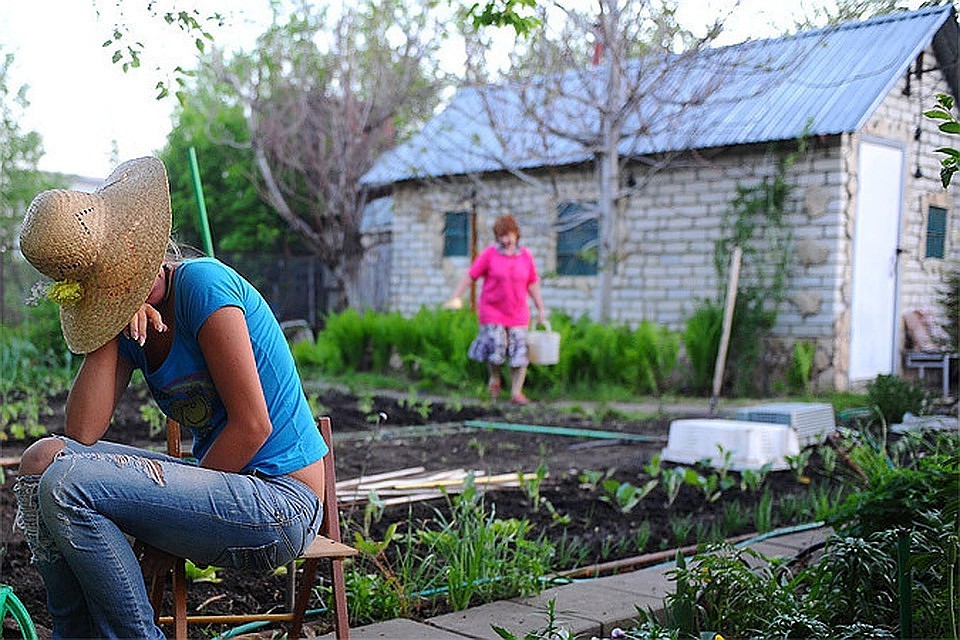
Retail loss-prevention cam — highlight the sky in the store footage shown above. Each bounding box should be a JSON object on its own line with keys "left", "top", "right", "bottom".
{"left": 0, "top": 0, "right": 928, "bottom": 179}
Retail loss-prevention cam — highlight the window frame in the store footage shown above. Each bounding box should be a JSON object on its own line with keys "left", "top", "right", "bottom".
{"left": 555, "top": 200, "right": 599, "bottom": 276}
{"left": 925, "top": 205, "right": 947, "bottom": 260}
{"left": 443, "top": 211, "right": 470, "bottom": 257}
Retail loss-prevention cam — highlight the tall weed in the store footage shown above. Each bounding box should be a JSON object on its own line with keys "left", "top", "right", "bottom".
{"left": 417, "top": 478, "right": 554, "bottom": 610}
{"left": 787, "top": 339, "right": 815, "bottom": 393}
{"left": 682, "top": 301, "right": 722, "bottom": 393}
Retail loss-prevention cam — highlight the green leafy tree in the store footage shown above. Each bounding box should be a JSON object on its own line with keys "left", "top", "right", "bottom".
{"left": 94, "top": 1, "right": 223, "bottom": 102}
{"left": 0, "top": 51, "right": 50, "bottom": 252}
{"left": 160, "top": 68, "right": 305, "bottom": 254}
{"left": 466, "top": 0, "right": 542, "bottom": 35}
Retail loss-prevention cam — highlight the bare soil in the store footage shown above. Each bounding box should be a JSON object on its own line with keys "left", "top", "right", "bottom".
{"left": 1, "top": 386, "right": 825, "bottom": 639}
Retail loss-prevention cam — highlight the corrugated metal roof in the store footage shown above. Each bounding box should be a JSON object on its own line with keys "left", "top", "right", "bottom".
{"left": 362, "top": 4, "right": 956, "bottom": 187}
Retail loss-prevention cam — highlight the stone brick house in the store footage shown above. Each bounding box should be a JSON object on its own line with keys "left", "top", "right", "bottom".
{"left": 360, "top": 5, "right": 960, "bottom": 392}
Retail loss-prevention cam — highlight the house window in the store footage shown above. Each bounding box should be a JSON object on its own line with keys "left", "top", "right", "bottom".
{"left": 556, "top": 201, "right": 599, "bottom": 276}
{"left": 443, "top": 211, "right": 469, "bottom": 257}
{"left": 926, "top": 206, "right": 947, "bottom": 259}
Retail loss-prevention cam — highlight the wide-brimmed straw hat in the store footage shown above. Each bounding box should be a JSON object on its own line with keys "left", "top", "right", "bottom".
{"left": 19, "top": 157, "right": 172, "bottom": 354}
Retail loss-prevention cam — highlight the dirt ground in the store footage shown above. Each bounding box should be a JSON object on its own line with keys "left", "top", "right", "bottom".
{"left": 1, "top": 386, "right": 816, "bottom": 638}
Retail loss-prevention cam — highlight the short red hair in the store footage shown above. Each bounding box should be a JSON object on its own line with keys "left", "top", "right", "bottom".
{"left": 492, "top": 214, "right": 520, "bottom": 239}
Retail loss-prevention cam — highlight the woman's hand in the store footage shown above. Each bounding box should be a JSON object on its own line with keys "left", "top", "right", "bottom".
{"left": 124, "top": 303, "right": 166, "bottom": 346}
{"left": 442, "top": 297, "right": 463, "bottom": 310}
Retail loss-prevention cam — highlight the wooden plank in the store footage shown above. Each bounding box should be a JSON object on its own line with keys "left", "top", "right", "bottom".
{"left": 397, "top": 472, "right": 539, "bottom": 489}
{"left": 336, "top": 466, "right": 426, "bottom": 488}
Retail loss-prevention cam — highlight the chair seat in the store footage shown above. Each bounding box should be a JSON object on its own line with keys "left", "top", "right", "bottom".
{"left": 304, "top": 536, "right": 358, "bottom": 559}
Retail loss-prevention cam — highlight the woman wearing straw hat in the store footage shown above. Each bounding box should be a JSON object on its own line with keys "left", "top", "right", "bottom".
{"left": 443, "top": 214, "right": 546, "bottom": 405}
{"left": 13, "top": 157, "right": 328, "bottom": 639}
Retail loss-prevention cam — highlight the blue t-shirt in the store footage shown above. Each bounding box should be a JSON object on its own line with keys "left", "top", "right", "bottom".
{"left": 118, "top": 258, "right": 328, "bottom": 475}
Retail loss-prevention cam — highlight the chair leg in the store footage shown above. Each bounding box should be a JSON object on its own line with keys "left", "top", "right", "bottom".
{"left": 149, "top": 573, "right": 164, "bottom": 625}
{"left": 290, "top": 557, "right": 350, "bottom": 640}
{"left": 285, "top": 560, "right": 297, "bottom": 611}
{"left": 171, "top": 560, "right": 188, "bottom": 640}
{"left": 330, "top": 559, "right": 349, "bottom": 640}
{"left": 290, "top": 558, "right": 319, "bottom": 639}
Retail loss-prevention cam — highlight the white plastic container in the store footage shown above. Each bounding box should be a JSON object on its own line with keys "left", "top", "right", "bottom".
{"left": 527, "top": 321, "right": 560, "bottom": 365}
{"left": 735, "top": 402, "right": 836, "bottom": 447}
{"left": 660, "top": 419, "right": 800, "bottom": 471}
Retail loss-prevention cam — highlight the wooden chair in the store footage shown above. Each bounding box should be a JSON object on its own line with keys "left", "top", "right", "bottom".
{"left": 146, "top": 416, "right": 357, "bottom": 639}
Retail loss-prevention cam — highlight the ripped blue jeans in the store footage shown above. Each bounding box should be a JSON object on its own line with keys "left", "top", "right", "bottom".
{"left": 13, "top": 437, "right": 323, "bottom": 639}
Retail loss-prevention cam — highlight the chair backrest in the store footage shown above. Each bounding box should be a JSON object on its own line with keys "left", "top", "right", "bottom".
{"left": 317, "top": 416, "right": 343, "bottom": 543}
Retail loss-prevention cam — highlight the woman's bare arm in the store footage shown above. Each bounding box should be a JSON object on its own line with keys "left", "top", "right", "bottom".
{"left": 65, "top": 338, "right": 133, "bottom": 444}
{"left": 195, "top": 306, "right": 272, "bottom": 472}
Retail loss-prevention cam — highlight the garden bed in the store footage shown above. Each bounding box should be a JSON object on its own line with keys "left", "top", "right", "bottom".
{"left": 0, "top": 387, "right": 837, "bottom": 639}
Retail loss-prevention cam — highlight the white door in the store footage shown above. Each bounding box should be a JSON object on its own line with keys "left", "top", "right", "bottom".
{"left": 849, "top": 140, "right": 903, "bottom": 383}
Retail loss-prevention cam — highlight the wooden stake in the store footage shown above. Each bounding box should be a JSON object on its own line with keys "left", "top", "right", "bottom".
{"left": 711, "top": 246, "right": 742, "bottom": 416}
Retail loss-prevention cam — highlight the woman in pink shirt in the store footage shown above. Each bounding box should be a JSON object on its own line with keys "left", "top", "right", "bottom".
{"left": 445, "top": 215, "right": 547, "bottom": 404}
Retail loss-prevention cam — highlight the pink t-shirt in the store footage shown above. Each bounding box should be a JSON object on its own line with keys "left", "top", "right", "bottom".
{"left": 469, "top": 245, "right": 539, "bottom": 327}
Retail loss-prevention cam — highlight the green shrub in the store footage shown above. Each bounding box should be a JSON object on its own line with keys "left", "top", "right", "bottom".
{"left": 682, "top": 300, "right": 722, "bottom": 393}
{"left": 865, "top": 374, "right": 928, "bottom": 424}
{"left": 787, "top": 339, "right": 815, "bottom": 393}
{"left": 683, "top": 295, "right": 777, "bottom": 396}
{"left": 666, "top": 544, "right": 791, "bottom": 635}
{"left": 827, "top": 431, "right": 959, "bottom": 538}
{"left": 294, "top": 307, "right": 681, "bottom": 399}
{"left": 726, "top": 295, "right": 778, "bottom": 396}
{"left": 1, "top": 303, "right": 76, "bottom": 392}
{"left": 418, "top": 479, "right": 553, "bottom": 609}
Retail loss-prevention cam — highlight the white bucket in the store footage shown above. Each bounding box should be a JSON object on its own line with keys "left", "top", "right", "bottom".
{"left": 527, "top": 321, "right": 560, "bottom": 365}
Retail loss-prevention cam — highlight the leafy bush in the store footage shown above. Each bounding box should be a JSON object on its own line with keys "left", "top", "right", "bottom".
{"left": 0, "top": 303, "right": 76, "bottom": 392}
{"left": 622, "top": 428, "right": 959, "bottom": 640}
{"left": 344, "top": 478, "right": 555, "bottom": 621}
{"left": 683, "top": 295, "right": 778, "bottom": 396}
{"left": 666, "top": 545, "right": 793, "bottom": 635}
{"left": 786, "top": 339, "right": 815, "bottom": 394}
{"left": 1, "top": 305, "right": 77, "bottom": 440}
{"left": 682, "top": 300, "right": 722, "bottom": 393}
{"left": 418, "top": 479, "right": 554, "bottom": 609}
{"left": 727, "top": 296, "right": 779, "bottom": 397}
{"left": 294, "top": 307, "right": 681, "bottom": 398}
{"left": 865, "top": 374, "right": 928, "bottom": 424}
{"left": 827, "top": 430, "right": 959, "bottom": 538}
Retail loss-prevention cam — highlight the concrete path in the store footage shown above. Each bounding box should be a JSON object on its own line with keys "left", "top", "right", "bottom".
{"left": 318, "top": 524, "right": 832, "bottom": 640}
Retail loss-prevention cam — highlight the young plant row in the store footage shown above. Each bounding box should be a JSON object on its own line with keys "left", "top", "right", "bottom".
{"left": 315, "top": 435, "right": 858, "bottom": 630}
{"left": 497, "top": 426, "right": 959, "bottom": 640}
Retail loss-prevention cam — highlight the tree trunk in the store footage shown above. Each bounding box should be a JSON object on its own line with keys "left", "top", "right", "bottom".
{"left": 595, "top": 0, "right": 623, "bottom": 323}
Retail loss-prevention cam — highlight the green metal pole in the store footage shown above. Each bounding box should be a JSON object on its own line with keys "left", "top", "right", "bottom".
{"left": 188, "top": 147, "right": 215, "bottom": 257}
